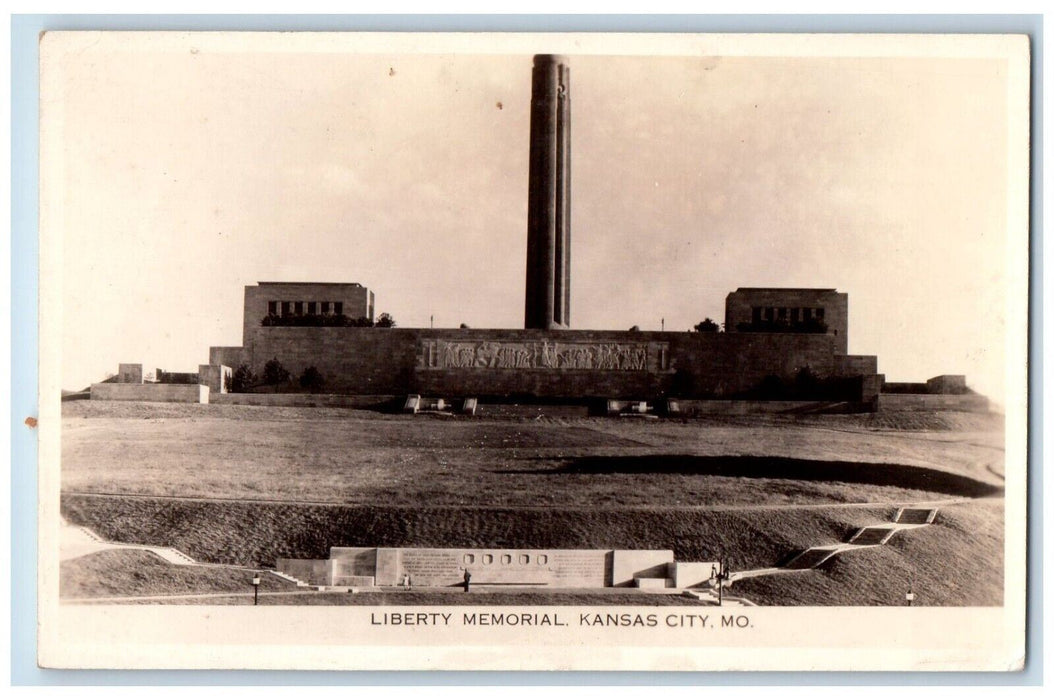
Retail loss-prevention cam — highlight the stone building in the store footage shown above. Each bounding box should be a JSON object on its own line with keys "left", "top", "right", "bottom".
{"left": 725, "top": 288, "right": 849, "bottom": 354}
{"left": 242, "top": 282, "right": 374, "bottom": 345}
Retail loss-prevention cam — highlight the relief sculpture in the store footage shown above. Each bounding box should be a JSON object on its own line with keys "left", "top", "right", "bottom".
{"left": 433, "top": 341, "right": 651, "bottom": 371}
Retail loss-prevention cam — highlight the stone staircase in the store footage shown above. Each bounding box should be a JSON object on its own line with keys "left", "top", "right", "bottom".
{"left": 895, "top": 507, "right": 939, "bottom": 525}
{"left": 847, "top": 526, "right": 897, "bottom": 546}
{"left": 269, "top": 570, "right": 311, "bottom": 587}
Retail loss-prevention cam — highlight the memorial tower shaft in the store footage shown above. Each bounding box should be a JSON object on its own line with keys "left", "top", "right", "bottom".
{"left": 524, "top": 54, "right": 571, "bottom": 330}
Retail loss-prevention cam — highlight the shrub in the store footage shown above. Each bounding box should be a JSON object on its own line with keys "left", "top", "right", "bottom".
{"left": 230, "top": 364, "right": 256, "bottom": 393}
{"left": 694, "top": 318, "right": 720, "bottom": 333}
{"left": 299, "top": 366, "right": 325, "bottom": 393}
{"left": 263, "top": 358, "right": 291, "bottom": 392}
{"left": 375, "top": 312, "right": 396, "bottom": 328}
{"left": 261, "top": 313, "right": 378, "bottom": 328}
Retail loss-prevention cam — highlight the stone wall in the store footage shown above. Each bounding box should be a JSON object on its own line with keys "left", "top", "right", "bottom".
{"left": 669, "top": 561, "right": 720, "bottom": 589}
{"left": 610, "top": 550, "right": 676, "bottom": 587}
{"left": 211, "top": 393, "right": 398, "bottom": 408}
{"left": 835, "top": 355, "right": 878, "bottom": 375}
{"left": 926, "top": 375, "right": 968, "bottom": 394}
{"left": 882, "top": 382, "right": 930, "bottom": 394}
{"left": 156, "top": 370, "right": 199, "bottom": 385}
{"left": 275, "top": 558, "right": 331, "bottom": 585}
{"left": 289, "top": 546, "right": 681, "bottom": 588}
{"left": 670, "top": 399, "right": 872, "bottom": 415}
{"left": 198, "top": 364, "right": 231, "bottom": 394}
{"left": 209, "top": 346, "right": 250, "bottom": 369}
{"left": 212, "top": 327, "right": 864, "bottom": 401}
{"left": 877, "top": 394, "right": 990, "bottom": 413}
{"left": 90, "top": 383, "right": 209, "bottom": 403}
{"left": 116, "top": 364, "right": 142, "bottom": 384}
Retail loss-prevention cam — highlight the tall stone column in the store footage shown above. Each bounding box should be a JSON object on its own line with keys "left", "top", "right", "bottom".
{"left": 525, "top": 54, "right": 571, "bottom": 330}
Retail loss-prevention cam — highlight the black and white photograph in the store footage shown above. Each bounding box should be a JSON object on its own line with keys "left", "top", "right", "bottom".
{"left": 36, "top": 31, "right": 1029, "bottom": 671}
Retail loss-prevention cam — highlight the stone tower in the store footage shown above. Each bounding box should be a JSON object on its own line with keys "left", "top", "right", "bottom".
{"left": 524, "top": 54, "right": 571, "bottom": 330}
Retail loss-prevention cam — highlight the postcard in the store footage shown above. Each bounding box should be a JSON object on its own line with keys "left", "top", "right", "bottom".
{"left": 36, "top": 31, "right": 1029, "bottom": 671}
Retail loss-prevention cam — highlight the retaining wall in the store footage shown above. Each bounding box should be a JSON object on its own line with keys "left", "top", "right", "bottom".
{"left": 877, "top": 394, "right": 990, "bottom": 413}
{"left": 211, "top": 327, "right": 868, "bottom": 401}
{"left": 89, "top": 383, "right": 209, "bottom": 403}
{"left": 211, "top": 393, "right": 397, "bottom": 409}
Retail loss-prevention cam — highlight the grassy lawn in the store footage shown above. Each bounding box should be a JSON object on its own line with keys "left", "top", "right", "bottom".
{"left": 61, "top": 403, "right": 1003, "bottom": 508}
{"left": 730, "top": 499, "right": 1004, "bottom": 606}
{"left": 60, "top": 549, "right": 296, "bottom": 598}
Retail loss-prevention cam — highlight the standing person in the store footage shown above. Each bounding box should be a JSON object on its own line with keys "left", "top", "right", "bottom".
{"left": 463, "top": 569, "right": 471, "bottom": 593}
{"left": 402, "top": 573, "right": 410, "bottom": 591}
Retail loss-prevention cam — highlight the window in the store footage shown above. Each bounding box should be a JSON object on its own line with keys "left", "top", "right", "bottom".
{"left": 501, "top": 554, "right": 512, "bottom": 565}
{"left": 519, "top": 554, "right": 530, "bottom": 565}
{"left": 751, "top": 307, "right": 762, "bottom": 324}
{"left": 816, "top": 307, "right": 825, "bottom": 319}
{"left": 268, "top": 301, "right": 278, "bottom": 315}
{"left": 463, "top": 554, "right": 475, "bottom": 564}
{"left": 321, "top": 302, "right": 331, "bottom": 314}
{"left": 538, "top": 555, "right": 548, "bottom": 565}
{"left": 308, "top": 302, "right": 317, "bottom": 315}
{"left": 281, "top": 301, "right": 292, "bottom": 316}
{"left": 294, "top": 301, "right": 303, "bottom": 315}
{"left": 778, "top": 307, "right": 787, "bottom": 321}
{"left": 334, "top": 302, "right": 343, "bottom": 316}
{"left": 483, "top": 554, "right": 493, "bottom": 565}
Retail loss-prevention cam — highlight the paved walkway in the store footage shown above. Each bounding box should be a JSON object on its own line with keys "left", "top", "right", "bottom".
{"left": 60, "top": 517, "right": 199, "bottom": 566}
{"left": 729, "top": 507, "right": 939, "bottom": 583}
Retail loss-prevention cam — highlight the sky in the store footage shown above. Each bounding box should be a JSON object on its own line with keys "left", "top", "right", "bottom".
{"left": 42, "top": 34, "right": 1024, "bottom": 403}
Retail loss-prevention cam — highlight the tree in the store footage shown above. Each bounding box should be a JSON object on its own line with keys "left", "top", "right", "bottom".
{"left": 299, "top": 366, "right": 325, "bottom": 393}
{"left": 375, "top": 312, "right": 396, "bottom": 328}
{"left": 231, "top": 364, "right": 256, "bottom": 393}
{"left": 628, "top": 325, "right": 640, "bottom": 332}
{"left": 459, "top": 323, "right": 470, "bottom": 329}
{"left": 263, "top": 357, "right": 290, "bottom": 392}
{"left": 694, "top": 318, "right": 720, "bottom": 333}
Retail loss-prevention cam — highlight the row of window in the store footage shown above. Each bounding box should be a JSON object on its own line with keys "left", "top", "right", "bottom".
{"left": 751, "top": 306, "right": 826, "bottom": 323}
{"left": 268, "top": 301, "right": 344, "bottom": 317}
{"left": 462, "top": 553, "right": 548, "bottom": 566}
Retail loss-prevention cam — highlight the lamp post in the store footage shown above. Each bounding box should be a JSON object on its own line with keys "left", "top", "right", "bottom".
{"left": 252, "top": 573, "right": 261, "bottom": 606}
{"left": 710, "top": 558, "right": 731, "bottom": 606}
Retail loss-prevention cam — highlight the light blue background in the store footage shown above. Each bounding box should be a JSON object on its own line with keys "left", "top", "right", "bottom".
{"left": 10, "top": 13, "right": 1043, "bottom": 686}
